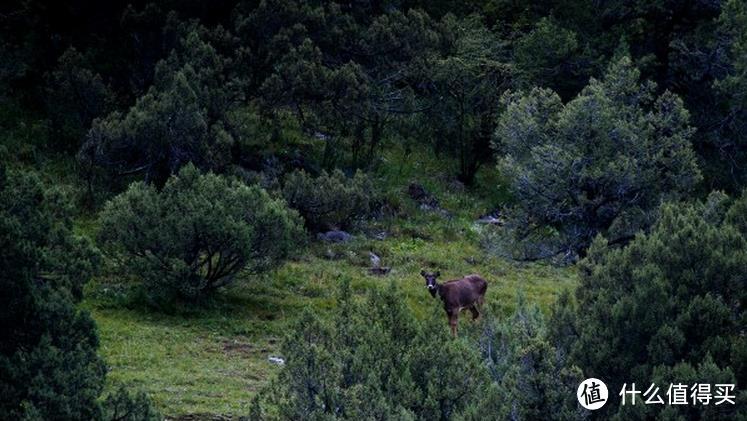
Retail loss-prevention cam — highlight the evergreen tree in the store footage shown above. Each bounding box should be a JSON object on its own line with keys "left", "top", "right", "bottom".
{"left": 248, "top": 0, "right": 441, "bottom": 168}
{"left": 0, "top": 172, "right": 104, "bottom": 418}
{"left": 44, "top": 47, "right": 113, "bottom": 151}
{"left": 494, "top": 55, "right": 701, "bottom": 260}
{"left": 513, "top": 17, "right": 595, "bottom": 100}
{"left": 0, "top": 166, "right": 157, "bottom": 420}
{"left": 256, "top": 279, "right": 489, "bottom": 420}
{"left": 282, "top": 169, "right": 377, "bottom": 231}
{"left": 79, "top": 21, "right": 244, "bottom": 186}
{"left": 422, "top": 14, "right": 512, "bottom": 184}
{"left": 705, "top": 0, "right": 747, "bottom": 191}
{"left": 98, "top": 164, "right": 304, "bottom": 306}
{"left": 567, "top": 191, "right": 747, "bottom": 419}
{"left": 461, "top": 295, "right": 586, "bottom": 421}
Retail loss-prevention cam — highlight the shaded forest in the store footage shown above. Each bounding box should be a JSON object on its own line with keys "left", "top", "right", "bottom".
{"left": 1, "top": 0, "right": 745, "bottom": 419}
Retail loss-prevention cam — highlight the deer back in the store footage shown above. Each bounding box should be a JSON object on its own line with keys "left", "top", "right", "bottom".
{"left": 439, "top": 275, "right": 487, "bottom": 310}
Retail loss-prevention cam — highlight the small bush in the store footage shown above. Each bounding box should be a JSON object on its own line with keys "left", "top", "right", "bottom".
{"left": 468, "top": 295, "right": 586, "bottom": 420}
{"left": 98, "top": 164, "right": 304, "bottom": 306}
{"left": 282, "top": 169, "right": 377, "bottom": 231}
{"left": 102, "top": 386, "right": 160, "bottom": 421}
{"left": 253, "top": 280, "right": 489, "bottom": 420}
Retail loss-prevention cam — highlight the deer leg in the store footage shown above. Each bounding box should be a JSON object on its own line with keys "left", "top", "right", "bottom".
{"left": 448, "top": 312, "right": 458, "bottom": 337}
{"left": 469, "top": 305, "right": 480, "bottom": 321}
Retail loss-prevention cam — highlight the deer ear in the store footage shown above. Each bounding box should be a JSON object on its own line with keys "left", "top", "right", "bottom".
{"left": 435, "top": 271, "right": 440, "bottom": 277}
{"left": 420, "top": 270, "right": 426, "bottom": 277}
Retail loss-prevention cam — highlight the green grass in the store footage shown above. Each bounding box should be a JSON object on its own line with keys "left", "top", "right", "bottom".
{"left": 85, "top": 241, "right": 576, "bottom": 417}
{"left": 92, "top": 308, "right": 279, "bottom": 415}
{"left": 76, "top": 146, "right": 577, "bottom": 417}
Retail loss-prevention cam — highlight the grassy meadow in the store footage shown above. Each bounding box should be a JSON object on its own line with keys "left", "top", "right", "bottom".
{"left": 77, "top": 148, "right": 577, "bottom": 417}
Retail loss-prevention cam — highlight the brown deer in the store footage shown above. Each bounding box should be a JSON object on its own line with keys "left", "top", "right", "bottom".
{"left": 420, "top": 270, "right": 488, "bottom": 337}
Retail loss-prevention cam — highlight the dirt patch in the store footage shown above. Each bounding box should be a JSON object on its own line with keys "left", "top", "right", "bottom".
{"left": 221, "top": 339, "right": 254, "bottom": 357}
{"left": 221, "top": 338, "right": 277, "bottom": 357}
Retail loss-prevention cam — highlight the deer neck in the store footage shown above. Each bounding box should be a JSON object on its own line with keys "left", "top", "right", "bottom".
{"left": 428, "top": 282, "right": 440, "bottom": 298}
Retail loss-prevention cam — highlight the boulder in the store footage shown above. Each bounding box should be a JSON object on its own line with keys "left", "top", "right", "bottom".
{"left": 268, "top": 356, "right": 285, "bottom": 365}
{"left": 477, "top": 209, "right": 504, "bottom": 226}
{"left": 316, "top": 230, "right": 353, "bottom": 243}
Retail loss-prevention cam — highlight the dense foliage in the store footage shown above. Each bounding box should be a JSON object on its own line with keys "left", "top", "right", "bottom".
{"left": 0, "top": 166, "right": 103, "bottom": 419}
{"left": 282, "top": 169, "right": 377, "bottom": 231}
{"left": 44, "top": 48, "right": 114, "bottom": 152}
{"left": 562, "top": 192, "right": 747, "bottom": 418}
{"left": 495, "top": 55, "right": 701, "bottom": 260}
{"left": 0, "top": 166, "right": 157, "bottom": 420}
{"left": 98, "top": 164, "right": 303, "bottom": 305}
{"left": 3, "top": 0, "right": 745, "bottom": 192}
{"left": 79, "top": 22, "right": 242, "bottom": 186}
{"left": 421, "top": 15, "right": 510, "bottom": 184}
{"left": 2, "top": 0, "right": 744, "bottom": 187}
{"left": 2, "top": 0, "right": 747, "bottom": 418}
{"left": 465, "top": 295, "right": 586, "bottom": 421}
{"left": 253, "top": 281, "right": 589, "bottom": 420}
{"left": 264, "top": 282, "right": 487, "bottom": 420}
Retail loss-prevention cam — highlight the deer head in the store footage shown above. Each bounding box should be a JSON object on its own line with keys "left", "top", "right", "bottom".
{"left": 420, "top": 270, "right": 440, "bottom": 297}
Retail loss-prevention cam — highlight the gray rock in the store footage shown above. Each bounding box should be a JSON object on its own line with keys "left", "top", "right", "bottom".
{"left": 268, "top": 356, "right": 285, "bottom": 365}
{"left": 477, "top": 209, "right": 504, "bottom": 225}
{"left": 317, "top": 230, "right": 353, "bottom": 243}
{"left": 476, "top": 215, "right": 503, "bottom": 225}
{"left": 369, "top": 251, "right": 381, "bottom": 268}
{"left": 371, "top": 231, "right": 388, "bottom": 240}
{"left": 368, "top": 251, "right": 390, "bottom": 275}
